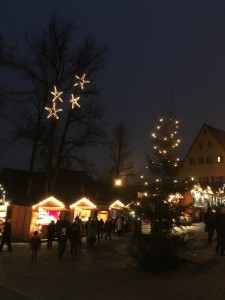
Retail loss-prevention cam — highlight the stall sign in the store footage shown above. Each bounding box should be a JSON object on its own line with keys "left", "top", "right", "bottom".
{"left": 141, "top": 215, "right": 151, "bottom": 234}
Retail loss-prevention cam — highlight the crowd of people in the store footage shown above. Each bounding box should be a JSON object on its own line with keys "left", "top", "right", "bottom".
{"left": 0, "top": 214, "right": 128, "bottom": 261}
{"left": 204, "top": 204, "right": 225, "bottom": 255}
{"left": 45, "top": 215, "right": 127, "bottom": 261}
{"left": 0, "top": 215, "right": 128, "bottom": 261}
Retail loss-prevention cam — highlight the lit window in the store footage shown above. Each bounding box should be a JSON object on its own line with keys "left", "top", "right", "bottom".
{"left": 216, "top": 156, "right": 223, "bottom": 163}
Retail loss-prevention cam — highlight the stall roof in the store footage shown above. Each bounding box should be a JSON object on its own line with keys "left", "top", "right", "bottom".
{"left": 109, "top": 200, "right": 125, "bottom": 210}
{"left": 70, "top": 197, "right": 97, "bottom": 210}
{"left": 32, "top": 196, "right": 65, "bottom": 210}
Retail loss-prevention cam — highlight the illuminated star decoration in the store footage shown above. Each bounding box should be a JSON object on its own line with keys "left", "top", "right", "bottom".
{"left": 51, "top": 86, "right": 63, "bottom": 102}
{"left": 45, "top": 86, "right": 63, "bottom": 119}
{"left": 70, "top": 94, "right": 80, "bottom": 109}
{"left": 74, "top": 74, "right": 90, "bottom": 90}
{"left": 45, "top": 102, "right": 62, "bottom": 119}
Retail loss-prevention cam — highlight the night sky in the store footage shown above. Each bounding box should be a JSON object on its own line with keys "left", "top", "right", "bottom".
{"left": 1, "top": 0, "right": 225, "bottom": 175}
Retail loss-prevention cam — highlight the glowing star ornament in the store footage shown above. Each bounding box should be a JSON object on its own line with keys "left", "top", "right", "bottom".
{"left": 70, "top": 94, "right": 80, "bottom": 109}
{"left": 74, "top": 74, "right": 90, "bottom": 89}
{"left": 51, "top": 86, "right": 63, "bottom": 102}
{"left": 45, "top": 103, "right": 63, "bottom": 119}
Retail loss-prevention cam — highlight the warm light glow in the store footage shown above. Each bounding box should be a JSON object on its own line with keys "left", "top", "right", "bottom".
{"left": 70, "top": 197, "right": 97, "bottom": 209}
{"left": 51, "top": 86, "right": 63, "bottom": 102}
{"left": 70, "top": 94, "right": 80, "bottom": 109}
{"left": 109, "top": 200, "right": 125, "bottom": 210}
{"left": 32, "top": 196, "right": 65, "bottom": 210}
{"left": 115, "top": 179, "right": 122, "bottom": 186}
{"left": 45, "top": 103, "right": 63, "bottom": 119}
{"left": 74, "top": 74, "right": 90, "bottom": 89}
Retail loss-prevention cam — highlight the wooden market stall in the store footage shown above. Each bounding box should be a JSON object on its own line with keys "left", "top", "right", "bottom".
{"left": 30, "top": 196, "right": 69, "bottom": 239}
{"left": 108, "top": 200, "right": 125, "bottom": 219}
{"left": 70, "top": 197, "right": 97, "bottom": 222}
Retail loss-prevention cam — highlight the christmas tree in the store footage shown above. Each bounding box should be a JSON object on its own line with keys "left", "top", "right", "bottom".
{"left": 147, "top": 108, "right": 181, "bottom": 194}
{"left": 129, "top": 107, "right": 192, "bottom": 271}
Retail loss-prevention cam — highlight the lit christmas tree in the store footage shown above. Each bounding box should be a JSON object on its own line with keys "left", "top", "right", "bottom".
{"left": 128, "top": 107, "right": 193, "bottom": 271}
{"left": 147, "top": 109, "right": 182, "bottom": 194}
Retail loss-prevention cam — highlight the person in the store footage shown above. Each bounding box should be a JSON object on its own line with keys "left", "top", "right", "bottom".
{"left": 203, "top": 207, "right": 215, "bottom": 245}
{"left": 85, "top": 217, "right": 91, "bottom": 244}
{"left": 95, "top": 218, "right": 101, "bottom": 242}
{"left": 46, "top": 220, "right": 56, "bottom": 249}
{"left": 87, "top": 219, "right": 97, "bottom": 247}
{"left": 214, "top": 205, "right": 225, "bottom": 255}
{"left": 104, "top": 218, "right": 113, "bottom": 240}
{"left": 69, "top": 218, "right": 80, "bottom": 259}
{"left": 99, "top": 218, "right": 105, "bottom": 239}
{"left": 0, "top": 219, "right": 13, "bottom": 251}
{"left": 56, "top": 214, "right": 70, "bottom": 260}
{"left": 116, "top": 217, "right": 124, "bottom": 237}
{"left": 29, "top": 231, "right": 41, "bottom": 261}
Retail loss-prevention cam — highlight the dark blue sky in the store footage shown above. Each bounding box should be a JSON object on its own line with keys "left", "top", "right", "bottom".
{"left": 1, "top": 0, "right": 225, "bottom": 175}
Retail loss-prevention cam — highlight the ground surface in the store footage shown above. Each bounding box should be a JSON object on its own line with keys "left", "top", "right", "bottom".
{"left": 1, "top": 223, "right": 225, "bottom": 300}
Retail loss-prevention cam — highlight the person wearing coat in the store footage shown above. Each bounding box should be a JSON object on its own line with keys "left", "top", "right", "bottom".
{"left": 87, "top": 219, "right": 97, "bottom": 247}
{"left": 30, "top": 230, "right": 41, "bottom": 261}
{"left": 204, "top": 207, "right": 215, "bottom": 246}
{"left": 0, "top": 219, "right": 12, "bottom": 251}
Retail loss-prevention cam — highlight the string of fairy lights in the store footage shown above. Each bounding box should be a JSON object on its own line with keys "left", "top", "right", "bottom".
{"left": 138, "top": 117, "right": 181, "bottom": 190}
{"left": 45, "top": 73, "right": 90, "bottom": 119}
{"left": 0, "top": 184, "right": 6, "bottom": 202}
{"left": 151, "top": 117, "right": 181, "bottom": 170}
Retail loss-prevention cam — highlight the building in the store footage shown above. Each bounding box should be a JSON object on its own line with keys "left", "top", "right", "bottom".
{"left": 180, "top": 123, "right": 225, "bottom": 187}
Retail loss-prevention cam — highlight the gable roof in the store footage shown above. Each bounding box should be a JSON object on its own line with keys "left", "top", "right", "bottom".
{"left": 206, "top": 124, "right": 225, "bottom": 150}
{"left": 183, "top": 123, "right": 225, "bottom": 161}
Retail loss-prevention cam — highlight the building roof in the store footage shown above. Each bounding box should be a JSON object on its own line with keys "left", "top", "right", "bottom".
{"left": 183, "top": 123, "right": 225, "bottom": 161}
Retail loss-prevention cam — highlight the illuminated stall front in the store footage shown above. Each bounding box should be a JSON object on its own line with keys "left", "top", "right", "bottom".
{"left": 109, "top": 200, "right": 125, "bottom": 219}
{"left": 0, "top": 184, "right": 8, "bottom": 230}
{"left": 30, "top": 196, "right": 68, "bottom": 238}
{"left": 190, "top": 184, "right": 213, "bottom": 221}
{"left": 70, "top": 197, "right": 97, "bottom": 222}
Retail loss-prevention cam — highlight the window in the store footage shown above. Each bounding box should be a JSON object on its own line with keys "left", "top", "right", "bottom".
{"left": 214, "top": 176, "right": 223, "bottom": 183}
{"left": 206, "top": 156, "right": 213, "bottom": 163}
{"left": 199, "top": 142, "right": 203, "bottom": 149}
{"left": 189, "top": 158, "right": 195, "bottom": 165}
{"left": 216, "top": 156, "right": 223, "bottom": 163}
{"left": 199, "top": 177, "right": 209, "bottom": 183}
{"left": 208, "top": 141, "right": 212, "bottom": 148}
{"left": 198, "top": 157, "right": 205, "bottom": 164}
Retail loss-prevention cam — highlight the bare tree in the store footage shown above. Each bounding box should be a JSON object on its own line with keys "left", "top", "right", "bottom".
{"left": 107, "top": 122, "right": 135, "bottom": 183}
{"left": 3, "top": 16, "right": 108, "bottom": 195}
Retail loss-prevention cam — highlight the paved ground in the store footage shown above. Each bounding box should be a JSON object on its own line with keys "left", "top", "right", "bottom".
{"left": 1, "top": 223, "right": 225, "bottom": 300}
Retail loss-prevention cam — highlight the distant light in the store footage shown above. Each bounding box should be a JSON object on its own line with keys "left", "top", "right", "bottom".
{"left": 115, "top": 179, "right": 122, "bottom": 186}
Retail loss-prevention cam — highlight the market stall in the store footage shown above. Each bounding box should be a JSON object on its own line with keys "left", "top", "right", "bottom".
{"left": 70, "top": 197, "right": 97, "bottom": 222}
{"left": 0, "top": 184, "right": 8, "bottom": 232}
{"left": 108, "top": 200, "right": 125, "bottom": 219}
{"left": 30, "top": 196, "right": 69, "bottom": 239}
